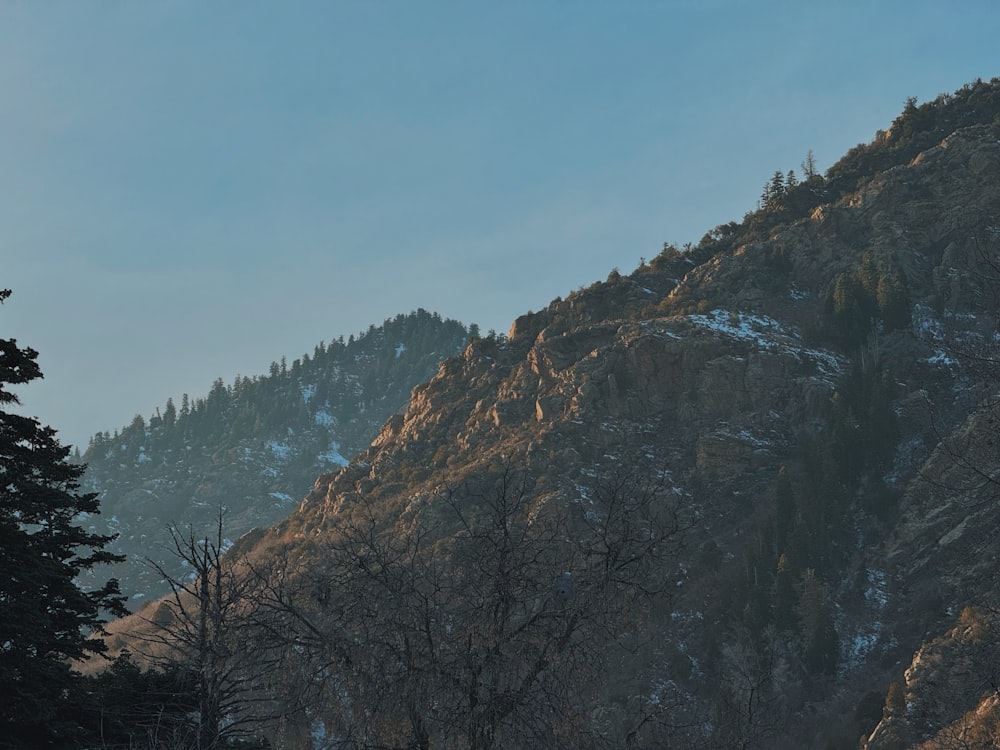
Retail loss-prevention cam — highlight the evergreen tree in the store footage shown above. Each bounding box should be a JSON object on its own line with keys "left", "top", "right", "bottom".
{"left": 876, "top": 274, "right": 912, "bottom": 331}
{"left": 762, "top": 170, "right": 786, "bottom": 210}
{"left": 163, "top": 396, "right": 177, "bottom": 430}
{"left": 0, "top": 289, "right": 127, "bottom": 748}
{"left": 796, "top": 570, "right": 839, "bottom": 675}
{"left": 774, "top": 467, "right": 796, "bottom": 549}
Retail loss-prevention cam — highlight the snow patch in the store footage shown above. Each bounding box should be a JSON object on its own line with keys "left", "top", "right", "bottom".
{"left": 866, "top": 569, "right": 888, "bottom": 609}
{"left": 318, "top": 442, "right": 349, "bottom": 467}
{"left": 927, "top": 349, "right": 959, "bottom": 367}
{"left": 267, "top": 441, "right": 292, "bottom": 461}
{"left": 688, "top": 308, "right": 790, "bottom": 345}
{"left": 311, "top": 720, "right": 327, "bottom": 748}
{"left": 687, "top": 308, "right": 842, "bottom": 374}
{"left": 841, "top": 569, "right": 889, "bottom": 672}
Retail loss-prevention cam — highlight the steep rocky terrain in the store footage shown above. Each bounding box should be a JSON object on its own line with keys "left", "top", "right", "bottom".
{"left": 103, "top": 79, "right": 1000, "bottom": 748}
{"left": 78, "top": 310, "right": 470, "bottom": 604}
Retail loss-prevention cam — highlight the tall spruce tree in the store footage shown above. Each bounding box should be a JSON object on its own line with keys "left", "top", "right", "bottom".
{"left": 0, "top": 289, "right": 126, "bottom": 748}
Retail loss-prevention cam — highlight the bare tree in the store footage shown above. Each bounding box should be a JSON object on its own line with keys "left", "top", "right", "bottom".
{"left": 131, "top": 510, "right": 282, "bottom": 749}
{"left": 250, "top": 458, "right": 693, "bottom": 749}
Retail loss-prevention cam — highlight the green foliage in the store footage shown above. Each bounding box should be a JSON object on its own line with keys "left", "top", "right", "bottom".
{"left": 0, "top": 289, "right": 127, "bottom": 748}
{"left": 652, "top": 241, "right": 683, "bottom": 267}
{"left": 719, "top": 465, "right": 847, "bottom": 677}
{"left": 824, "top": 252, "right": 911, "bottom": 348}
{"left": 756, "top": 244, "right": 795, "bottom": 293}
{"left": 761, "top": 170, "right": 788, "bottom": 211}
{"left": 83, "top": 653, "right": 198, "bottom": 749}
{"left": 717, "top": 360, "right": 903, "bottom": 685}
{"left": 774, "top": 468, "right": 796, "bottom": 549}
{"left": 797, "top": 570, "right": 840, "bottom": 675}
{"left": 829, "top": 364, "right": 900, "bottom": 486}
{"left": 876, "top": 273, "right": 912, "bottom": 331}
{"left": 828, "top": 270, "right": 877, "bottom": 347}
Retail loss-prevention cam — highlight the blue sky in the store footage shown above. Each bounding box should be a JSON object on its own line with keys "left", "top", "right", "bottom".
{"left": 2, "top": 1, "right": 998, "bottom": 450}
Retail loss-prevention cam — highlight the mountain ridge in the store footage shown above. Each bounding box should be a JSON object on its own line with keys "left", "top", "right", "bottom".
{"left": 102, "top": 78, "right": 1000, "bottom": 748}
{"left": 79, "top": 309, "right": 472, "bottom": 604}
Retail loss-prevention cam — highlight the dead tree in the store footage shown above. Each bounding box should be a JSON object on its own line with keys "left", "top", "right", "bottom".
{"left": 251, "top": 457, "right": 693, "bottom": 749}
{"left": 132, "top": 510, "right": 279, "bottom": 749}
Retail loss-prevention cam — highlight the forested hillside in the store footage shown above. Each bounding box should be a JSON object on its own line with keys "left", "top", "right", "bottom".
{"left": 78, "top": 309, "right": 471, "bottom": 604}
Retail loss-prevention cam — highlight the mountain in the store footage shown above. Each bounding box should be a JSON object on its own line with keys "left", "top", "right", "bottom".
{"left": 101, "top": 78, "right": 1000, "bottom": 749}
{"left": 78, "top": 309, "right": 472, "bottom": 604}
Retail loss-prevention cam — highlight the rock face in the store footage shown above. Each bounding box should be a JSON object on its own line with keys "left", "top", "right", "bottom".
{"left": 107, "top": 80, "right": 1000, "bottom": 748}
{"left": 249, "top": 95, "right": 1000, "bottom": 745}
{"left": 863, "top": 403, "right": 1000, "bottom": 750}
{"left": 864, "top": 607, "right": 1000, "bottom": 750}
{"left": 295, "top": 310, "right": 838, "bottom": 544}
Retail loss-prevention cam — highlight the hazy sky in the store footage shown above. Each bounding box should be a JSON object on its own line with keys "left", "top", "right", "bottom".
{"left": 2, "top": 1, "right": 998, "bottom": 450}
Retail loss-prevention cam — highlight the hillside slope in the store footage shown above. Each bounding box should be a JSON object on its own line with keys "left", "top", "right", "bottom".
{"left": 79, "top": 310, "right": 471, "bottom": 604}
{"left": 106, "top": 79, "right": 1000, "bottom": 749}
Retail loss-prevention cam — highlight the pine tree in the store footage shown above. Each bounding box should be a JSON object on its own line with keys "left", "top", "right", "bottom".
{"left": 0, "top": 289, "right": 127, "bottom": 748}
{"left": 796, "top": 569, "right": 839, "bottom": 675}
{"left": 774, "top": 467, "right": 796, "bottom": 549}
{"left": 163, "top": 396, "right": 177, "bottom": 431}
{"left": 761, "top": 170, "right": 787, "bottom": 210}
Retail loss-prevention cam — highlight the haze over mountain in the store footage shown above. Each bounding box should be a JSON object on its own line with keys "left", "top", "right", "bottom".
{"left": 88, "top": 79, "right": 1000, "bottom": 748}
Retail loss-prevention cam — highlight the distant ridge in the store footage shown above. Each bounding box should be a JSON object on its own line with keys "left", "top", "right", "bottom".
{"left": 79, "top": 309, "right": 472, "bottom": 604}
